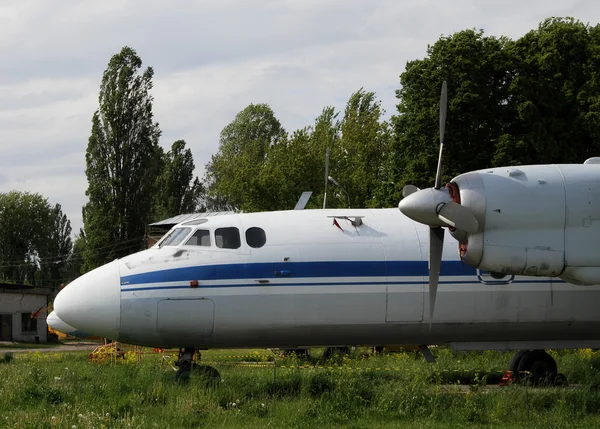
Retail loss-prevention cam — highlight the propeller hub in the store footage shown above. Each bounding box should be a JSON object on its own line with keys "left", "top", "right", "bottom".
{"left": 398, "top": 188, "right": 452, "bottom": 228}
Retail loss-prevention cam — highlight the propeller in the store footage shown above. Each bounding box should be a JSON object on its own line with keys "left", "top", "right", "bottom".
{"left": 398, "top": 80, "right": 479, "bottom": 326}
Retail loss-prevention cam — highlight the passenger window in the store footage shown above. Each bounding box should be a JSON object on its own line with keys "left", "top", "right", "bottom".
{"left": 245, "top": 227, "right": 266, "bottom": 248}
{"left": 159, "top": 227, "right": 191, "bottom": 247}
{"left": 215, "top": 227, "right": 241, "bottom": 249}
{"left": 185, "top": 230, "right": 211, "bottom": 247}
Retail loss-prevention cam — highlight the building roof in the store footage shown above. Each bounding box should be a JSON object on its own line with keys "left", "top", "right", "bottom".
{"left": 149, "top": 212, "right": 236, "bottom": 227}
{"left": 0, "top": 283, "right": 54, "bottom": 296}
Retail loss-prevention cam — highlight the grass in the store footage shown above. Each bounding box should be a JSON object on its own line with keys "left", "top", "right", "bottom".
{"left": 1, "top": 347, "right": 600, "bottom": 428}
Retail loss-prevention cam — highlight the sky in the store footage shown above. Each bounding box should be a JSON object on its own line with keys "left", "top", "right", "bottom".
{"left": 1, "top": 0, "right": 598, "bottom": 234}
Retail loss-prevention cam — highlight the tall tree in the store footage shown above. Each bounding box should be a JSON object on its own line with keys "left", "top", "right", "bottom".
{"left": 153, "top": 140, "right": 202, "bottom": 220}
{"left": 333, "top": 89, "right": 392, "bottom": 208}
{"left": 261, "top": 127, "right": 324, "bottom": 210}
{"left": 83, "top": 46, "right": 162, "bottom": 270}
{"left": 310, "top": 107, "right": 341, "bottom": 208}
{"left": 496, "top": 18, "right": 600, "bottom": 165}
{"left": 390, "top": 19, "right": 600, "bottom": 203}
{"left": 204, "top": 103, "right": 287, "bottom": 211}
{"left": 0, "top": 192, "right": 72, "bottom": 288}
{"left": 38, "top": 204, "right": 73, "bottom": 288}
{"left": 390, "top": 29, "right": 514, "bottom": 200}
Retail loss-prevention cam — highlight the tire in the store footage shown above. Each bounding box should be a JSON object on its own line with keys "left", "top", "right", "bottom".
{"left": 509, "top": 350, "right": 530, "bottom": 373}
{"left": 517, "top": 350, "right": 557, "bottom": 385}
{"left": 193, "top": 364, "right": 221, "bottom": 382}
{"left": 322, "top": 346, "right": 350, "bottom": 360}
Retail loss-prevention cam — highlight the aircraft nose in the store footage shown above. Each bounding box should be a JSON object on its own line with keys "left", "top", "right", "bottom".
{"left": 53, "top": 260, "right": 121, "bottom": 339}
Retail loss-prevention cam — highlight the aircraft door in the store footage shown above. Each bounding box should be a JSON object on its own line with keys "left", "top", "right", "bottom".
{"left": 382, "top": 216, "right": 425, "bottom": 323}
{"left": 157, "top": 298, "right": 214, "bottom": 341}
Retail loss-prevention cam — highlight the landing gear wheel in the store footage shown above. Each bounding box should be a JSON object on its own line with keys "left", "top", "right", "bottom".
{"left": 509, "top": 350, "right": 529, "bottom": 373}
{"left": 192, "top": 364, "right": 221, "bottom": 383}
{"left": 281, "top": 348, "right": 311, "bottom": 358}
{"left": 517, "top": 350, "right": 557, "bottom": 385}
{"left": 322, "top": 346, "right": 350, "bottom": 360}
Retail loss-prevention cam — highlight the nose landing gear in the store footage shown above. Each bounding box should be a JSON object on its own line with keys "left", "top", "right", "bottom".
{"left": 175, "top": 347, "right": 221, "bottom": 382}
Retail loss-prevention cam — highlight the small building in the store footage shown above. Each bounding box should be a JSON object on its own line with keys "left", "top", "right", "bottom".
{"left": 0, "top": 283, "right": 53, "bottom": 342}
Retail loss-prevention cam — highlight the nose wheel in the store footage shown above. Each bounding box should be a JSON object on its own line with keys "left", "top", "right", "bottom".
{"left": 175, "top": 348, "right": 221, "bottom": 383}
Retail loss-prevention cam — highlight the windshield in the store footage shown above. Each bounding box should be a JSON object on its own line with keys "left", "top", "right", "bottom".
{"left": 159, "top": 227, "right": 192, "bottom": 247}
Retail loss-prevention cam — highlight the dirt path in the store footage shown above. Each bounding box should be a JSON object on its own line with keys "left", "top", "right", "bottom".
{"left": 0, "top": 341, "right": 99, "bottom": 353}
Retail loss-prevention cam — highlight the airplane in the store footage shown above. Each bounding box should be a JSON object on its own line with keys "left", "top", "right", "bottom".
{"left": 46, "top": 310, "right": 91, "bottom": 339}
{"left": 49, "top": 82, "right": 600, "bottom": 382}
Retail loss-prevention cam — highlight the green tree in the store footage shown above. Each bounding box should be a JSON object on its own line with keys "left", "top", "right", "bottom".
{"left": 83, "top": 46, "right": 162, "bottom": 270}
{"left": 309, "top": 107, "right": 341, "bottom": 208}
{"left": 390, "top": 19, "right": 600, "bottom": 200}
{"left": 496, "top": 17, "right": 600, "bottom": 165}
{"left": 0, "top": 192, "right": 72, "bottom": 288}
{"left": 38, "top": 204, "right": 73, "bottom": 288}
{"left": 260, "top": 127, "right": 324, "bottom": 210}
{"left": 153, "top": 140, "right": 202, "bottom": 220}
{"left": 60, "top": 231, "right": 86, "bottom": 284}
{"left": 332, "top": 89, "right": 392, "bottom": 208}
{"left": 204, "top": 103, "right": 287, "bottom": 211}
{"left": 391, "top": 29, "right": 513, "bottom": 199}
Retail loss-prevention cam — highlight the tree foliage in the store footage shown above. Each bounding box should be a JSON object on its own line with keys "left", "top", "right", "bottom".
{"left": 497, "top": 17, "right": 600, "bottom": 165}
{"left": 83, "top": 46, "right": 162, "bottom": 270}
{"left": 390, "top": 18, "right": 600, "bottom": 203}
{"left": 204, "top": 103, "right": 287, "bottom": 211}
{"left": 334, "top": 89, "right": 392, "bottom": 208}
{"left": 153, "top": 140, "right": 202, "bottom": 220}
{"left": 390, "top": 29, "right": 513, "bottom": 200}
{"left": 0, "top": 192, "right": 72, "bottom": 288}
{"left": 203, "top": 92, "right": 391, "bottom": 212}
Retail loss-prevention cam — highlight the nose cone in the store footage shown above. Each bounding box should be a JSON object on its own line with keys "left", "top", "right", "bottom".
{"left": 399, "top": 188, "right": 450, "bottom": 227}
{"left": 53, "top": 260, "right": 121, "bottom": 339}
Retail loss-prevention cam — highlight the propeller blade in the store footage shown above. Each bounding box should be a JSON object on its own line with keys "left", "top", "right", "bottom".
{"left": 402, "top": 185, "right": 420, "bottom": 198}
{"left": 428, "top": 226, "right": 444, "bottom": 327}
{"left": 437, "top": 201, "right": 479, "bottom": 233}
{"left": 434, "top": 81, "right": 448, "bottom": 190}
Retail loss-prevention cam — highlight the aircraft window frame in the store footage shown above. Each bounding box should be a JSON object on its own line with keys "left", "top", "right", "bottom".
{"left": 245, "top": 227, "right": 267, "bottom": 248}
{"left": 184, "top": 229, "right": 212, "bottom": 247}
{"left": 158, "top": 227, "right": 192, "bottom": 247}
{"left": 215, "top": 227, "right": 241, "bottom": 249}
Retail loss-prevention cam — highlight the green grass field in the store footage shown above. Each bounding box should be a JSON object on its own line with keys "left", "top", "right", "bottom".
{"left": 2, "top": 347, "right": 600, "bottom": 428}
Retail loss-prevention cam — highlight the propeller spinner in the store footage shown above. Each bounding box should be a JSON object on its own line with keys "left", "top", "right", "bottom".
{"left": 398, "top": 81, "right": 479, "bottom": 325}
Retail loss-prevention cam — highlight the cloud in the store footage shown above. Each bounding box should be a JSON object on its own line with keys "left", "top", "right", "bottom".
{"left": 1, "top": 0, "right": 599, "bottom": 234}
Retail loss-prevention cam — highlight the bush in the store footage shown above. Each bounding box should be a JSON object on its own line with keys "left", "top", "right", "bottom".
{"left": 1, "top": 352, "right": 14, "bottom": 363}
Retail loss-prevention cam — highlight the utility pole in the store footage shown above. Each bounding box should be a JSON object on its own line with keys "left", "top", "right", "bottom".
{"left": 323, "top": 147, "right": 330, "bottom": 209}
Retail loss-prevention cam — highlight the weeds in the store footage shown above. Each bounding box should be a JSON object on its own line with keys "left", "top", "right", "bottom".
{"left": 0, "top": 348, "right": 600, "bottom": 428}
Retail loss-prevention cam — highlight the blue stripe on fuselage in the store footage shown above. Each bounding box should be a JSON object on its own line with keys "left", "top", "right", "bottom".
{"left": 121, "top": 279, "right": 557, "bottom": 292}
{"left": 120, "top": 260, "right": 475, "bottom": 286}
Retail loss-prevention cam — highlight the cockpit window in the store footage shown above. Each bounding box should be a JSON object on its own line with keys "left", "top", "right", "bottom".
{"left": 159, "top": 227, "right": 192, "bottom": 247}
{"left": 245, "top": 227, "right": 266, "bottom": 248}
{"left": 215, "top": 227, "right": 241, "bottom": 249}
{"left": 185, "top": 229, "right": 211, "bottom": 247}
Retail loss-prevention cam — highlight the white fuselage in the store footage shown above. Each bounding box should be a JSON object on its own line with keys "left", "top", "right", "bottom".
{"left": 52, "top": 208, "right": 600, "bottom": 350}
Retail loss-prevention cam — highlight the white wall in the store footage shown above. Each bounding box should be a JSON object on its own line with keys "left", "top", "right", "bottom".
{"left": 0, "top": 292, "right": 48, "bottom": 342}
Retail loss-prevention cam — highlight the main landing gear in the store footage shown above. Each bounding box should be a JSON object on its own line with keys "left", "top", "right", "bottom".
{"left": 508, "top": 349, "right": 564, "bottom": 385}
{"left": 175, "top": 347, "right": 221, "bottom": 382}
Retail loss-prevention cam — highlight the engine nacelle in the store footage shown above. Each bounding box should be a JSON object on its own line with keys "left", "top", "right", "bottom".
{"left": 453, "top": 164, "right": 600, "bottom": 285}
